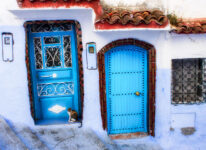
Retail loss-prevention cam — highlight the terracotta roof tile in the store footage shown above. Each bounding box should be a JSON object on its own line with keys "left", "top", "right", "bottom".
{"left": 96, "top": 10, "right": 168, "bottom": 26}
{"left": 17, "top": 0, "right": 96, "bottom": 5}
{"left": 18, "top": 0, "right": 94, "bottom": 2}
{"left": 171, "top": 19, "right": 206, "bottom": 34}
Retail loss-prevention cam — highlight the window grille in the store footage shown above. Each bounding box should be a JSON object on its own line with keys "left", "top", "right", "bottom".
{"left": 172, "top": 58, "right": 206, "bottom": 104}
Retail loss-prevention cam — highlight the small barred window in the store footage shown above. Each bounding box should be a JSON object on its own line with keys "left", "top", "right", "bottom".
{"left": 172, "top": 58, "right": 206, "bottom": 104}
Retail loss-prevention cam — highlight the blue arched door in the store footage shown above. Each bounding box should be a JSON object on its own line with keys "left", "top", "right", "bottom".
{"left": 27, "top": 22, "right": 81, "bottom": 124}
{"left": 105, "top": 45, "right": 148, "bottom": 134}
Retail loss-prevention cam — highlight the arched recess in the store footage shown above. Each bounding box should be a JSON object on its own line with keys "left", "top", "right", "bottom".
{"left": 98, "top": 38, "right": 156, "bottom": 137}
{"left": 24, "top": 20, "right": 84, "bottom": 122}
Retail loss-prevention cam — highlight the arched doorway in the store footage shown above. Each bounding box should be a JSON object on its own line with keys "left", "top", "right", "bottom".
{"left": 98, "top": 39, "right": 156, "bottom": 138}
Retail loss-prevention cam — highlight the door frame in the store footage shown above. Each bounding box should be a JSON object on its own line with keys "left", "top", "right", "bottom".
{"left": 24, "top": 20, "right": 84, "bottom": 122}
{"left": 97, "top": 38, "right": 156, "bottom": 138}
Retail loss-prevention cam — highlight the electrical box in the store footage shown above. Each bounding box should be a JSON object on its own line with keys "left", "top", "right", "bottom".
{"left": 2, "top": 32, "right": 14, "bottom": 62}
{"left": 86, "top": 42, "right": 97, "bottom": 70}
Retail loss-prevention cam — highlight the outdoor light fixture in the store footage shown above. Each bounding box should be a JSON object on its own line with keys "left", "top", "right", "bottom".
{"left": 86, "top": 42, "right": 97, "bottom": 70}
{"left": 2, "top": 32, "right": 14, "bottom": 62}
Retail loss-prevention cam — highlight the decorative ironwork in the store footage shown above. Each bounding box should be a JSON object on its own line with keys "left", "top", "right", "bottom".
{"left": 44, "top": 36, "right": 60, "bottom": 44}
{"left": 63, "top": 36, "right": 72, "bottom": 67}
{"left": 37, "top": 82, "right": 74, "bottom": 97}
{"left": 30, "top": 23, "right": 72, "bottom": 33}
{"left": 172, "top": 58, "right": 206, "bottom": 104}
{"left": 25, "top": 21, "right": 84, "bottom": 122}
{"left": 45, "top": 46, "right": 61, "bottom": 68}
{"left": 34, "top": 38, "right": 43, "bottom": 69}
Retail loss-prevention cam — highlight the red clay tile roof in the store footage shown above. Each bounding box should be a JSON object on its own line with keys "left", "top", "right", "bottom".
{"left": 16, "top": 0, "right": 102, "bottom": 17}
{"left": 17, "top": 0, "right": 206, "bottom": 33}
{"left": 18, "top": 0, "right": 95, "bottom": 3}
{"left": 171, "top": 19, "right": 206, "bottom": 34}
{"left": 96, "top": 10, "right": 168, "bottom": 26}
{"left": 17, "top": 0, "right": 97, "bottom": 6}
{"left": 16, "top": 0, "right": 168, "bottom": 30}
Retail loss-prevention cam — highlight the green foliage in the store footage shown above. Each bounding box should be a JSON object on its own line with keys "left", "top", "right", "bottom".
{"left": 167, "top": 14, "right": 179, "bottom": 26}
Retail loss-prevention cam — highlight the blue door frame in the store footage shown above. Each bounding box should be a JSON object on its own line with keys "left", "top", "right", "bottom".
{"left": 105, "top": 45, "right": 148, "bottom": 134}
{"left": 27, "top": 23, "right": 81, "bottom": 124}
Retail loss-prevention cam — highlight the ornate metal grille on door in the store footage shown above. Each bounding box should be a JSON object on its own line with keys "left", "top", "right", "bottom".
{"left": 30, "top": 23, "right": 72, "bottom": 33}
{"left": 63, "top": 36, "right": 72, "bottom": 67}
{"left": 28, "top": 22, "right": 80, "bottom": 123}
{"left": 33, "top": 37, "right": 72, "bottom": 69}
{"left": 34, "top": 37, "right": 43, "bottom": 69}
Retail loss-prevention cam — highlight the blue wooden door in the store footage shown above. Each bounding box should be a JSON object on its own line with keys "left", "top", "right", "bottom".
{"left": 27, "top": 22, "right": 80, "bottom": 124}
{"left": 105, "top": 45, "right": 148, "bottom": 134}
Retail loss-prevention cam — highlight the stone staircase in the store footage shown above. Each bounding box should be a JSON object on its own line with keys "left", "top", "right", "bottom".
{"left": 0, "top": 116, "right": 118, "bottom": 150}
{"left": 0, "top": 116, "right": 164, "bottom": 150}
{"left": 0, "top": 116, "right": 49, "bottom": 150}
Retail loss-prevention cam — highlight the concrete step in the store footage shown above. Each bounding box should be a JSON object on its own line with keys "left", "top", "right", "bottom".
{"left": 0, "top": 116, "right": 119, "bottom": 150}
{"left": 77, "top": 129, "right": 109, "bottom": 150}
{"left": 98, "top": 134, "right": 121, "bottom": 150}
{"left": 0, "top": 116, "right": 28, "bottom": 150}
{"left": 116, "top": 140, "right": 163, "bottom": 150}
{"left": 34, "top": 125, "right": 111, "bottom": 150}
{"left": 10, "top": 124, "right": 49, "bottom": 150}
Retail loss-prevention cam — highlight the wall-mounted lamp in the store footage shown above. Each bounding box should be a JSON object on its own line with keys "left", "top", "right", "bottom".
{"left": 86, "top": 42, "right": 97, "bottom": 70}
{"left": 2, "top": 32, "right": 14, "bottom": 62}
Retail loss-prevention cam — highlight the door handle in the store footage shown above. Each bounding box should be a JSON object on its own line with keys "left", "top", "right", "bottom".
{"left": 40, "top": 75, "right": 53, "bottom": 78}
{"left": 135, "top": 91, "right": 140, "bottom": 96}
{"left": 40, "top": 73, "right": 57, "bottom": 78}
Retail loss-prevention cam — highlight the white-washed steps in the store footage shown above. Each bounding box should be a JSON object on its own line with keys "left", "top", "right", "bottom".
{"left": 10, "top": 124, "right": 49, "bottom": 150}
{"left": 0, "top": 116, "right": 28, "bottom": 150}
{"left": 0, "top": 117, "right": 119, "bottom": 150}
{"left": 34, "top": 126, "right": 113, "bottom": 150}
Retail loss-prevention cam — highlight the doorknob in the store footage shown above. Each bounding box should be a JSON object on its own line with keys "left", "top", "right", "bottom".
{"left": 135, "top": 91, "right": 140, "bottom": 96}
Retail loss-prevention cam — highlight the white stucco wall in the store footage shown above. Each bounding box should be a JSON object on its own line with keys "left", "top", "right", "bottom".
{"left": 0, "top": 1, "right": 206, "bottom": 148}
{"left": 167, "top": 0, "right": 206, "bottom": 18}
{"left": 0, "top": 26, "right": 34, "bottom": 125}
{"left": 0, "top": 7, "right": 206, "bottom": 133}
